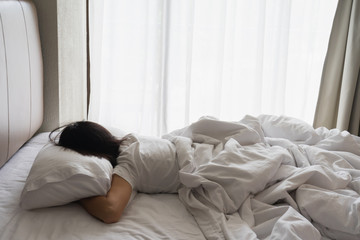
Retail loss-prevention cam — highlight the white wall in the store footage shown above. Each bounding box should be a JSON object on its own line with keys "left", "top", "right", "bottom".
{"left": 33, "top": 0, "right": 87, "bottom": 132}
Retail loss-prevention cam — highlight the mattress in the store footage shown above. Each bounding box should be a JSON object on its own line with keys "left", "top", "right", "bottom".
{"left": 0, "top": 133, "right": 205, "bottom": 240}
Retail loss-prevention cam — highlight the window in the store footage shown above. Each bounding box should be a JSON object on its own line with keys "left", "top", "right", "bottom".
{"left": 89, "top": 0, "right": 338, "bottom": 136}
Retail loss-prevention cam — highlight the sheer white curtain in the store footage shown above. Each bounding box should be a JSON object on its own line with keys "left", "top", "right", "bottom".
{"left": 89, "top": 0, "right": 337, "bottom": 136}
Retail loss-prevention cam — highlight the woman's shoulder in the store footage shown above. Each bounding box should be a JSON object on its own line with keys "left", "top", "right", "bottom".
{"left": 119, "top": 133, "right": 139, "bottom": 151}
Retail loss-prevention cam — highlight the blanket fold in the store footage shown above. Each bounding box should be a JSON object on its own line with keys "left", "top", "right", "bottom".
{"left": 164, "top": 115, "right": 360, "bottom": 240}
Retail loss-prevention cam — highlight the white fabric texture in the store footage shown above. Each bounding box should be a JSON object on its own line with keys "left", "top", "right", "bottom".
{"left": 20, "top": 144, "right": 113, "bottom": 210}
{"left": 88, "top": 0, "right": 337, "bottom": 136}
{"left": 113, "top": 134, "right": 180, "bottom": 193}
{"left": 163, "top": 115, "right": 360, "bottom": 240}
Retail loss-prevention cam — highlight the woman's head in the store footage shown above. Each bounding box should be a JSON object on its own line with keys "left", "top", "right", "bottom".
{"left": 50, "top": 121, "right": 121, "bottom": 167}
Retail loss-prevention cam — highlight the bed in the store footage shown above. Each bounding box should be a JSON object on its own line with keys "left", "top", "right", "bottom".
{"left": 2, "top": 1, "right": 360, "bottom": 240}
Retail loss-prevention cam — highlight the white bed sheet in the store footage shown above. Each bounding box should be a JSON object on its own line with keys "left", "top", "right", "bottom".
{"left": 0, "top": 133, "right": 205, "bottom": 240}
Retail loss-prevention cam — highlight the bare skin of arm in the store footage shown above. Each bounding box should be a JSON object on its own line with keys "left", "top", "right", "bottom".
{"left": 79, "top": 174, "right": 132, "bottom": 224}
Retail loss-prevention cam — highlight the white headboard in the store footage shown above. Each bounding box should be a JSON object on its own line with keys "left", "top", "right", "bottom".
{"left": 0, "top": 0, "right": 43, "bottom": 168}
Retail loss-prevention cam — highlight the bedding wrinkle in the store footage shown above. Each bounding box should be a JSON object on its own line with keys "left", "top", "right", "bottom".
{"left": 297, "top": 185, "right": 360, "bottom": 235}
{"left": 166, "top": 115, "right": 360, "bottom": 239}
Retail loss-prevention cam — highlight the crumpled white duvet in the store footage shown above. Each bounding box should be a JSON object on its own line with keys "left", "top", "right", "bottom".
{"left": 163, "top": 115, "right": 360, "bottom": 240}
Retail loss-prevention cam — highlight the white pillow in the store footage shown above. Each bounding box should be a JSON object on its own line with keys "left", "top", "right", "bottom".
{"left": 20, "top": 144, "right": 113, "bottom": 210}
{"left": 258, "top": 115, "right": 320, "bottom": 144}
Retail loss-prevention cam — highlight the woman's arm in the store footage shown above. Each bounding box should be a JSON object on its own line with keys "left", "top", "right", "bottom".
{"left": 79, "top": 174, "right": 132, "bottom": 224}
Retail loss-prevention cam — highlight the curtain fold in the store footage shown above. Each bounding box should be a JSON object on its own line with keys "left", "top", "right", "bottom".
{"left": 89, "top": 0, "right": 337, "bottom": 136}
{"left": 88, "top": 0, "right": 104, "bottom": 122}
{"left": 314, "top": 0, "right": 360, "bottom": 135}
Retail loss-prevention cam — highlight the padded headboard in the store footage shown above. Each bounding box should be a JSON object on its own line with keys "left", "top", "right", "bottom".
{"left": 0, "top": 0, "right": 43, "bottom": 168}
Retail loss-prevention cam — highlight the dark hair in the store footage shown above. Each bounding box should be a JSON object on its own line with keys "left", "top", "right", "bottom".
{"left": 49, "top": 121, "right": 122, "bottom": 167}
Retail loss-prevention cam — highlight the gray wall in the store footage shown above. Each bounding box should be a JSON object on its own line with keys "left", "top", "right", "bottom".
{"left": 33, "top": 0, "right": 87, "bottom": 132}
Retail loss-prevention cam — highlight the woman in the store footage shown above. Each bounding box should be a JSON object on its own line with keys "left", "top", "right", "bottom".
{"left": 50, "top": 121, "right": 180, "bottom": 224}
